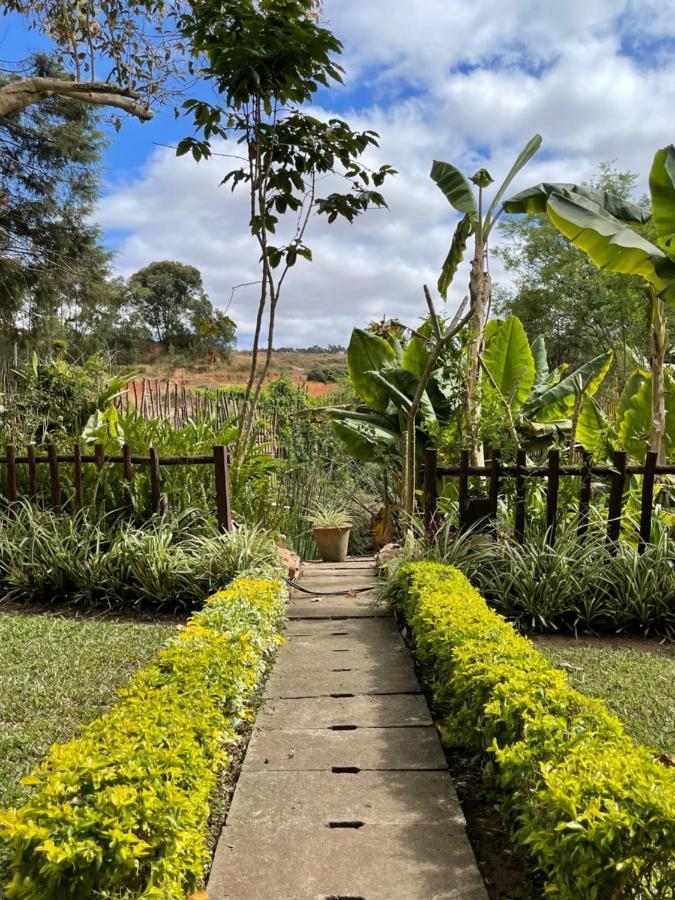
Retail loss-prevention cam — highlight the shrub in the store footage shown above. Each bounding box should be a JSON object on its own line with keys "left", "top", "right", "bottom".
{"left": 0, "top": 504, "right": 282, "bottom": 610}
{"left": 387, "top": 562, "right": 675, "bottom": 898}
{"left": 0, "top": 575, "right": 286, "bottom": 899}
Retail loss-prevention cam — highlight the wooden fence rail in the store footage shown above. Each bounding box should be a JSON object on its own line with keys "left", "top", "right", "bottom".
{"left": 0, "top": 443, "right": 232, "bottom": 532}
{"left": 423, "top": 447, "right": 675, "bottom": 553}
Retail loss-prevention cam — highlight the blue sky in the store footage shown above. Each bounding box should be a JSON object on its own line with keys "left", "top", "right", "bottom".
{"left": 5, "top": 1, "right": 675, "bottom": 346}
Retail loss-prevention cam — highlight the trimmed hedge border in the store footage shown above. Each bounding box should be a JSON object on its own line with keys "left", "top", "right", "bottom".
{"left": 389, "top": 562, "right": 675, "bottom": 899}
{"left": 0, "top": 576, "right": 286, "bottom": 899}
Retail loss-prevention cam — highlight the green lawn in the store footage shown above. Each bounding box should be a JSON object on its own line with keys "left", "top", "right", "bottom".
{"left": 0, "top": 610, "right": 175, "bottom": 878}
{"left": 537, "top": 640, "right": 675, "bottom": 755}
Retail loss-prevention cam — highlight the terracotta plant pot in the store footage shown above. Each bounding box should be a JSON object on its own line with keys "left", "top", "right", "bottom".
{"left": 312, "top": 524, "right": 352, "bottom": 562}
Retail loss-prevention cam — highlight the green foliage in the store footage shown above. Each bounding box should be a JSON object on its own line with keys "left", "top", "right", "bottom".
{"left": 386, "top": 562, "right": 675, "bottom": 898}
{"left": 0, "top": 505, "right": 282, "bottom": 610}
{"left": 307, "top": 500, "right": 351, "bottom": 528}
{"left": 0, "top": 575, "right": 286, "bottom": 898}
{"left": 482, "top": 315, "right": 535, "bottom": 408}
{"left": 129, "top": 260, "right": 212, "bottom": 349}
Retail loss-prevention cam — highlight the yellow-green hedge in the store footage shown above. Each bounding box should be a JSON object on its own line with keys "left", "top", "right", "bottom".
{"left": 0, "top": 576, "right": 286, "bottom": 899}
{"left": 389, "top": 562, "right": 675, "bottom": 898}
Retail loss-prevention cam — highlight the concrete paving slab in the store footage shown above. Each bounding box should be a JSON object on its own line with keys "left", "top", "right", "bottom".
{"left": 255, "top": 693, "right": 431, "bottom": 729}
{"left": 208, "top": 823, "right": 488, "bottom": 900}
{"left": 287, "top": 595, "right": 388, "bottom": 618}
{"left": 272, "top": 641, "right": 409, "bottom": 674}
{"left": 284, "top": 631, "right": 404, "bottom": 657}
{"left": 227, "top": 770, "right": 464, "bottom": 827}
{"left": 246, "top": 725, "right": 446, "bottom": 771}
{"left": 283, "top": 617, "right": 400, "bottom": 638}
{"left": 264, "top": 664, "right": 421, "bottom": 698}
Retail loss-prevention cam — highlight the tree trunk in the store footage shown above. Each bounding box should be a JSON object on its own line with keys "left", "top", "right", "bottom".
{"left": 650, "top": 290, "right": 667, "bottom": 465}
{"left": 466, "top": 239, "right": 489, "bottom": 466}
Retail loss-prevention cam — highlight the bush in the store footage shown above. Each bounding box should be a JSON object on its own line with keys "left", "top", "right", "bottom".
{"left": 0, "top": 575, "right": 286, "bottom": 899}
{"left": 0, "top": 504, "right": 282, "bottom": 610}
{"left": 387, "top": 562, "right": 675, "bottom": 898}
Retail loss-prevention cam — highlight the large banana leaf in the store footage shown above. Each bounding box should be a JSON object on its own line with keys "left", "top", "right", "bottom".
{"left": 330, "top": 419, "right": 399, "bottom": 462}
{"left": 649, "top": 145, "right": 675, "bottom": 255}
{"left": 504, "top": 183, "right": 650, "bottom": 223}
{"left": 482, "top": 315, "right": 535, "bottom": 409}
{"left": 402, "top": 321, "right": 433, "bottom": 378}
{"left": 546, "top": 191, "right": 675, "bottom": 297}
{"left": 367, "top": 368, "right": 437, "bottom": 423}
{"left": 438, "top": 214, "right": 473, "bottom": 298}
{"left": 484, "top": 134, "right": 542, "bottom": 235}
{"left": 615, "top": 369, "right": 674, "bottom": 460}
{"left": 531, "top": 335, "right": 549, "bottom": 388}
{"left": 430, "top": 161, "right": 477, "bottom": 219}
{"left": 347, "top": 328, "right": 397, "bottom": 412}
{"left": 523, "top": 350, "right": 613, "bottom": 423}
{"left": 575, "top": 394, "right": 615, "bottom": 457}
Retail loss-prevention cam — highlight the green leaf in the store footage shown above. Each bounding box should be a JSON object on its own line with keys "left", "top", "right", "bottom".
{"left": 438, "top": 214, "right": 473, "bottom": 298}
{"left": 330, "top": 419, "right": 399, "bottom": 461}
{"left": 347, "top": 329, "right": 397, "bottom": 411}
{"left": 575, "top": 395, "right": 614, "bottom": 456}
{"left": 649, "top": 145, "right": 675, "bottom": 255}
{"left": 504, "top": 183, "right": 650, "bottom": 223}
{"left": 484, "top": 134, "right": 542, "bottom": 234}
{"left": 546, "top": 191, "right": 675, "bottom": 296}
{"left": 430, "top": 161, "right": 477, "bottom": 219}
{"left": 482, "top": 316, "right": 535, "bottom": 409}
{"left": 531, "top": 335, "right": 549, "bottom": 388}
{"left": 614, "top": 369, "right": 675, "bottom": 461}
{"left": 402, "top": 321, "right": 433, "bottom": 378}
{"left": 524, "top": 350, "right": 613, "bottom": 423}
{"left": 366, "top": 368, "right": 437, "bottom": 423}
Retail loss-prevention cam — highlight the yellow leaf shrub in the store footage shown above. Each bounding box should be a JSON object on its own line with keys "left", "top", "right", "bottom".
{"left": 0, "top": 576, "right": 286, "bottom": 899}
{"left": 389, "top": 562, "right": 675, "bottom": 898}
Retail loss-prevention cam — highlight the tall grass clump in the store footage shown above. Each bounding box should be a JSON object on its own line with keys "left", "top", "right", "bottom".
{"left": 0, "top": 503, "right": 283, "bottom": 611}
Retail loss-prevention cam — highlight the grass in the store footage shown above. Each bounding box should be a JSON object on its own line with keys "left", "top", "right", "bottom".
{"left": 0, "top": 610, "right": 175, "bottom": 877}
{"left": 537, "top": 639, "right": 675, "bottom": 755}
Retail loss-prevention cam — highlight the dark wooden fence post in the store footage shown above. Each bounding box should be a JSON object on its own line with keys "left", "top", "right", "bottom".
{"left": 514, "top": 447, "right": 526, "bottom": 544}
{"left": 27, "top": 444, "right": 37, "bottom": 499}
{"left": 423, "top": 447, "right": 438, "bottom": 538}
{"left": 213, "top": 445, "right": 233, "bottom": 532}
{"left": 122, "top": 443, "right": 134, "bottom": 516}
{"left": 606, "top": 450, "right": 627, "bottom": 551}
{"left": 5, "top": 444, "right": 17, "bottom": 504}
{"left": 94, "top": 443, "right": 105, "bottom": 470}
{"left": 546, "top": 449, "right": 560, "bottom": 546}
{"left": 458, "top": 448, "right": 469, "bottom": 531}
{"left": 149, "top": 447, "right": 161, "bottom": 514}
{"left": 73, "top": 444, "right": 83, "bottom": 511}
{"left": 638, "top": 450, "right": 658, "bottom": 553}
{"left": 47, "top": 444, "right": 61, "bottom": 513}
{"left": 488, "top": 448, "right": 500, "bottom": 524}
{"left": 577, "top": 451, "right": 593, "bottom": 539}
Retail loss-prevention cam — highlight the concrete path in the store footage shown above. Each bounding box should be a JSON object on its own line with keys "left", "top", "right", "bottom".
{"left": 208, "top": 558, "right": 487, "bottom": 900}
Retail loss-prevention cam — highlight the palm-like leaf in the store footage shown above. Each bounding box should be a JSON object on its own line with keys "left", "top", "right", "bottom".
{"left": 649, "top": 144, "right": 675, "bottom": 255}
{"left": 484, "top": 134, "right": 542, "bottom": 235}
{"left": 523, "top": 350, "right": 613, "bottom": 423}
{"left": 531, "top": 335, "right": 549, "bottom": 388}
{"left": 347, "top": 328, "right": 396, "bottom": 411}
{"left": 482, "top": 316, "right": 535, "bottom": 409}
{"left": 438, "top": 214, "right": 473, "bottom": 298}
{"left": 430, "top": 161, "right": 477, "bottom": 219}
{"left": 504, "top": 183, "right": 650, "bottom": 223}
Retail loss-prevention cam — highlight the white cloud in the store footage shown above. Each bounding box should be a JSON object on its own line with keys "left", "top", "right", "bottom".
{"left": 98, "top": 0, "right": 675, "bottom": 346}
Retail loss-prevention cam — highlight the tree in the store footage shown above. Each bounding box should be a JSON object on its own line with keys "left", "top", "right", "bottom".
{"left": 505, "top": 146, "right": 675, "bottom": 463}
{"left": 129, "top": 260, "right": 212, "bottom": 348}
{"left": 0, "top": 0, "right": 185, "bottom": 121}
{"left": 0, "top": 54, "right": 112, "bottom": 355}
{"left": 192, "top": 309, "right": 237, "bottom": 363}
{"left": 430, "top": 135, "right": 542, "bottom": 465}
{"left": 495, "top": 166, "right": 650, "bottom": 385}
{"left": 176, "top": 0, "right": 395, "bottom": 472}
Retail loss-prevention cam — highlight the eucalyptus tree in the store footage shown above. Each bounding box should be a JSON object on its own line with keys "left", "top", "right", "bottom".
{"left": 0, "top": 0, "right": 185, "bottom": 121}
{"left": 431, "top": 135, "right": 542, "bottom": 463}
{"left": 177, "top": 0, "right": 395, "bottom": 473}
{"left": 505, "top": 145, "right": 675, "bottom": 463}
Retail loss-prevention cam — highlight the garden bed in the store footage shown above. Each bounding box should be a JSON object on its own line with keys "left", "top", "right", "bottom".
{"left": 0, "top": 609, "right": 175, "bottom": 882}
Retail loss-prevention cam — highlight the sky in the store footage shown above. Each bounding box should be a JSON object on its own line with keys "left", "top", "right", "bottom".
{"left": 4, "top": 1, "right": 675, "bottom": 347}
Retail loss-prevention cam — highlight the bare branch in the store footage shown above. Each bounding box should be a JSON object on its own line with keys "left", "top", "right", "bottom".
{"left": 0, "top": 77, "right": 153, "bottom": 120}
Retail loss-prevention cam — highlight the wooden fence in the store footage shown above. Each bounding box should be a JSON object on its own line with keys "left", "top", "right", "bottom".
{"left": 423, "top": 447, "right": 675, "bottom": 553}
{"left": 0, "top": 443, "right": 233, "bottom": 532}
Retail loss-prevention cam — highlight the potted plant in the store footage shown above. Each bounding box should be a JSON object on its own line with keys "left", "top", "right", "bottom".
{"left": 308, "top": 501, "right": 353, "bottom": 562}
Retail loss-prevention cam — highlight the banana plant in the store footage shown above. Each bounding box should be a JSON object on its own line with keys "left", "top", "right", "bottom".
{"left": 431, "top": 134, "right": 542, "bottom": 463}
{"left": 575, "top": 366, "right": 675, "bottom": 462}
{"left": 505, "top": 145, "right": 675, "bottom": 463}
{"left": 480, "top": 315, "right": 614, "bottom": 450}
